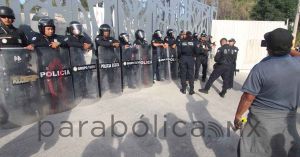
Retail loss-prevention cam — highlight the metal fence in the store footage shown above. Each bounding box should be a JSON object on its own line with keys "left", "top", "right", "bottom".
{"left": 0, "top": 0, "right": 217, "bottom": 42}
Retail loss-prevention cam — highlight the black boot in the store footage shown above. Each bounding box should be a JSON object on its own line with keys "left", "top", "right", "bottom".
{"left": 219, "top": 90, "right": 227, "bottom": 98}
{"left": 180, "top": 88, "right": 186, "bottom": 94}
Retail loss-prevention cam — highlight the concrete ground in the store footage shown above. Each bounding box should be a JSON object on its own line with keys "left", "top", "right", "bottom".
{"left": 0, "top": 70, "right": 299, "bottom": 157}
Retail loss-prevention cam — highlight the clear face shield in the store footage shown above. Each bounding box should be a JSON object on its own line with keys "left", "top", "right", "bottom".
{"left": 138, "top": 31, "right": 145, "bottom": 39}
{"left": 71, "top": 24, "right": 83, "bottom": 35}
{"left": 122, "top": 34, "right": 129, "bottom": 43}
{"left": 155, "top": 30, "right": 162, "bottom": 38}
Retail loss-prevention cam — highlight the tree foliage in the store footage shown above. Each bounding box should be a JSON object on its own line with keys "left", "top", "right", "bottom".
{"left": 250, "top": 0, "right": 298, "bottom": 21}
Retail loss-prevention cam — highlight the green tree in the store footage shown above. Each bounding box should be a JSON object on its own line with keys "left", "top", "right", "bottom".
{"left": 250, "top": 0, "right": 298, "bottom": 21}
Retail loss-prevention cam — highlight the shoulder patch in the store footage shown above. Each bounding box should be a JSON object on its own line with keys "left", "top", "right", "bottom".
{"left": 32, "top": 37, "right": 37, "bottom": 41}
{"left": 64, "top": 37, "right": 68, "bottom": 41}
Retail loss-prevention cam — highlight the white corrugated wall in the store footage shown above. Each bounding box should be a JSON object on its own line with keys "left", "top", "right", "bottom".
{"left": 211, "top": 20, "right": 287, "bottom": 70}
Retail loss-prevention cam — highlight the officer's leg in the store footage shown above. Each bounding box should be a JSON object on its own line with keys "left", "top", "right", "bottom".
{"left": 194, "top": 56, "right": 200, "bottom": 79}
{"left": 202, "top": 65, "right": 223, "bottom": 91}
{"left": 220, "top": 66, "right": 231, "bottom": 97}
{"left": 127, "top": 66, "right": 134, "bottom": 88}
{"left": 201, "top": 56, "right": 208, "bottom": 81}
{"left": 152, "top": 55, "right": 157, "bottom": 81}
{"left": 229, "top": 65, "right": 235, "bottom": 89}
{"left": 187, "top": 57, "right": 195, "bottom": 94}
{"left": 180, "top": 59, "right": 188, "bottom": 93}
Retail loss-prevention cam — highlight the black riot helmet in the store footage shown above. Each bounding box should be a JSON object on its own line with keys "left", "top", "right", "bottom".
{"left": 0, "top": 6, "right": 15, "bottom": 19}
{"left": 68, "top": 21, "right": 83, "bottom": 36}
{"left": 99, "top": 24, "right": 111, "bottom": 36}
{"left": 166, "top": 29, "right": 175, "bottom": 38}
{"left": 38, "top": 18, "right": 55, "bottom": 35}
{"left": 153, "top": 30, "right": 162, "bottom": 39}
{"left": 193, "top": 33, "right": 199, "bottom": 40}
{"left": 135, "top": 29, "right": 145, "bottom": 40}
{"left": 119, "top": 32, "right": 130, "bottom": 45}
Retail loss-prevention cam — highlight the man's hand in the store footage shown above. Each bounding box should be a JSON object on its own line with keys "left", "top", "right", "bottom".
{"left": 112, "top": 42, "right": 120, "bottom": 48}
{"left": 25, "top": 44, "right": 34, "bottom": 51}
{"left": 163, "top": 43, "right": 168, "bottom": 49}
{"left": 83, "top": 43, "right": 91, "bottom": 50}
{"left": 234, "top": 116, "right": 242, "bottom": 130}
{"left": 124, "top": 44, "right": 130, "bottom": 49}
{"left": 50, "top": 42, "right": 60, "bottom": 49}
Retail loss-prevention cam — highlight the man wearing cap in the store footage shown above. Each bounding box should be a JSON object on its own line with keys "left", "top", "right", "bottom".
{"left": 234, "top": 28, "right": 300, "bottom": 157}
{"left": 228, "top": 38, "right": 238, "bottom": 89}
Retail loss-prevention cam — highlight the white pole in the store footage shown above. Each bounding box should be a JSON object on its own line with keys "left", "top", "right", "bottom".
{"left": 292, "top": 0, "right": 300, "bottom": 47}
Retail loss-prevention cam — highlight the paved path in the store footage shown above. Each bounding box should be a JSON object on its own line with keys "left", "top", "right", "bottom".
{"left": 0, "top": 71, "right": 299, "bottom": 157}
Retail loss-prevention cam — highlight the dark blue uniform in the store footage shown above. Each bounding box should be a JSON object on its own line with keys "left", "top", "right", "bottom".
{"left": 178, "top": 37, "right": 196, "bottom": 94}
{"left": 194, "top": 40, "right": 210, "bottom": 81}
{"left": 151, "top": 38, "right": 164, "bottom": 81}
{"left": 228, "top": 46, "right": 238, "bottom": 89}
{"left": 201, "top": 44, "right": 235, "bottom": 97}
{"left": 0, "top": 22, "right": 32, "bottom": 125}
{"left": 66, "top": 34, "right": 93, "bottom": 97}
{"left": 164, "top": 36, "right": 178, "bottom": 79}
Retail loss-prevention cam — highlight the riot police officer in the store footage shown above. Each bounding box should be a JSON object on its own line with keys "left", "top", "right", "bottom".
{"left": 133, "top": 29, "right": 153, "bottom": 86}
{"left": 194, "top": 32, "right": 210, "bottom": 82}
{"left": 179, "top": 31, "right": 196, "bottom": 95}
{"left": 199, "top": 38, "right": 235, "bottom": 97}
{"left": 31, "top": 18, "right": 69, "bottom": 113}
{"left": 119, "top": 32, "right": 138, "bottom": 88}
{"left": 134, "top": 29, "right": 148, "bottom": 45}
{"left": 0, "top": 6, "right": 33, "bottom": 49}
{"left": 151, "top": 29, "right": 167, "bottom": 82}
{"left": 0, "top": 6, "right": 34, "bottom": 126}
{"left": 164, "top": 29, "right": 178, "bottom": 79}
{"left": 95, "top": 24, "right": 120, "bottom": 93}
{"left": 65, "top": 21, "right": 93, "bottom": 97}
{"left": 228, "top": 38, "right": 238, "bottom": 89}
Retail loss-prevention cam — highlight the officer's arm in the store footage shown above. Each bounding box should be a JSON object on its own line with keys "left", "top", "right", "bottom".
{"left": 96, "top": 37, "right": 113, "bottom": 48}
{"left": 152, "top": 40, "right": 163, "bottom": 47}
{"left": 19, "top": 30, "right": 29, "bottom": 47}
{"left": 66, "top": 36, "right": 83, "bottom": 48}
{"left": 32, "top": 36, "right": 50, "bottom": 48}
{"left": 57, "top": 35, "right": 68, "bottom": 48}
{"left": 214, "top": 48, "right": 222, "bottom": 63}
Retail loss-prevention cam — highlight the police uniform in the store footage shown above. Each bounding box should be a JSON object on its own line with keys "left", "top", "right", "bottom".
{"left": 32, "top": 30, "right": 69, "bottom": 112}
{"left": 66, "top": 34, "right": 93, "bottom": 97}
{"left": 179, "top": 36, "right": 196, "bottom": 94}
{"left": 200, "top": 44, "right": 235, "bottom": 97}
{"left": 95, "top": 35, "right": 119, "bottom": 90}
{"left": 151, "top": 37, "right": 164, "bottom": 81}
{"left": 164, "top": 36, "right": 178, "bottom": 79}
{"left": 0, "top": 7, "right": 33, "bottom": 125}
{"left": 228, "top": 45, "right": 238, "bottom": 89}
{"left": 194, "top": 39, "right": 210, "bottom": 81}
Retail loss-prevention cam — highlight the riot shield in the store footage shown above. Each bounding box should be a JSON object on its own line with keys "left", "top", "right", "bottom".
{"left": 158, "top": 47, "right": 171, "bottom": 81}
{"left": 69, "top": 47, "right": 98, "bottom": 100}
{"left": 121, "top": 45, "right": 142, "bottom": 92}
{"left": 35, "top": 47, "right": 75, "bottom": 114}
{"left": 97, "top": 46, "right": 122, "bottom": 98}
{"left": 167, "top": 47, "right": 179, "bottom": 80}
{"left": 0, "top": 47, "right": 41, "bottom": 129}
{"left": 138, "top": 45, "right": 153, "bottom": 87}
